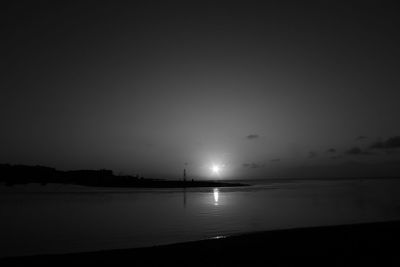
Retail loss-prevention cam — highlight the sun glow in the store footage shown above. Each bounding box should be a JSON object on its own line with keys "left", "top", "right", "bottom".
{"left": 211, "top": 165, "right": 221, "bottom": 175}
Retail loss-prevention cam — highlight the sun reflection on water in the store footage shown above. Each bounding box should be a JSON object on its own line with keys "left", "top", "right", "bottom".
{"left": 213, "top": 188, "right": 219, "bottom": 205}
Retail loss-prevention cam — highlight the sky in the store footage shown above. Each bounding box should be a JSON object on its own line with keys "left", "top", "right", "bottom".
{"left": 2, "top": 1, "right": 400, "bottom": 179}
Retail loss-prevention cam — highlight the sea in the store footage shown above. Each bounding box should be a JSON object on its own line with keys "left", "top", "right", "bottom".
{"left": 1, "top": 178, "right": 400, "bottom": 258}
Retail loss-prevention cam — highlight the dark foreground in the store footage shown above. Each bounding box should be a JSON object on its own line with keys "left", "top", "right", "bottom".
{"left": 2, "top": 220, "right": 400, "bottom": 266}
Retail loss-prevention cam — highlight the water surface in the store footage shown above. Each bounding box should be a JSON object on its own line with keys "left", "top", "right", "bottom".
{"left": 1, "top": 178, "right": 400, "bottom": 258}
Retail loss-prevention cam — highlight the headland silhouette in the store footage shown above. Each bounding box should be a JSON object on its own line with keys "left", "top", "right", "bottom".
{"left": 0, "top": 164, "right": 247, "bottom": 188}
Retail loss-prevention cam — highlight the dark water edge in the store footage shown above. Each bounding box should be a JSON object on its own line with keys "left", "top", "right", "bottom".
{"left": 2, "top": 220, "right": 400, "bottom": 267}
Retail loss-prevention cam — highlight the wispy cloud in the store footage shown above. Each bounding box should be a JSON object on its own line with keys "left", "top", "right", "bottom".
{"left": 345, "top": 147, "right": 372, "bottom": 155}
{"left": 246, "top": 134, "right": 260, "bottom": 140}
{"left": 308, "top": 151, "right": 317, "bottom": 159}
{"left": 370, "top": 136, "right": 400, "bottom": 150}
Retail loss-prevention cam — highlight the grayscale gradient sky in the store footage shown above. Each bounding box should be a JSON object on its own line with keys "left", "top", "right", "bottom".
{"left": 2, "top": 1, "right": 400, "bottom": 179}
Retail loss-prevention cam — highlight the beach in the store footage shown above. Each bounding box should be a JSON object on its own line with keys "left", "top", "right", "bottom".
{"left": 2, "top": 220, "right": 400, "bottom": 266}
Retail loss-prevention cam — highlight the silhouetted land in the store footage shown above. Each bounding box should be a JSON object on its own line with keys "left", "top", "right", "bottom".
{"left": 1, "top": 220, "right": 400, "bottom": 266}
{"left": 0, "top": 164, "right": 246, "bottom": 188}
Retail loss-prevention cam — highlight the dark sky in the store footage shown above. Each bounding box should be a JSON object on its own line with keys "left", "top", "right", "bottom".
{"left": 2, "top": 1, "right": 400, "bottom": 179}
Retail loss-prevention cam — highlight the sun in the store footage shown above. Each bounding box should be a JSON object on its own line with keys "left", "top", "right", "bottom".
{"left": 211, "top": 164, "right": 221, "bottom": 175}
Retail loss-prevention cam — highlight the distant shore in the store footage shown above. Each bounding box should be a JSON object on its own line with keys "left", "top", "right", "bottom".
{"left": 0, "top": 164, "right": 247, "bottom": 188}
{"left": 2, "top": 220, "right": 400, "bottom": 266}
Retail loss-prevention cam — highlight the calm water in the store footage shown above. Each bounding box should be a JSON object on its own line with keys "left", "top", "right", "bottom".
{"left": 1, "top": 178, "right": 400, "bottom": 258}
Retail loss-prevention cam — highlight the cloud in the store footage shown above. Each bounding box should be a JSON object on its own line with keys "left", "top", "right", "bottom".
{"left": 246, "top": 134, "right": 260, "bottom": 140}
{"left": 370, "top": 136, "right": 400, "bottom": 150}
{"left": 242, "top": 162, "right": 264, "bottom": 169}
{"left": 345, "top": 147, "right": 372, "bottom": 155}
{"left": 386, "top": 136, "right": 400, "bottom": 148}
{"left": 385, "top": 150, "right": 400, "bottom": 155}
{"left": 326, "top": 148, "right": 336, "bottom": 153}
{"left": 308, "top": 151, "right": 317, "bottom": 158}
{"left": 356, "top": 136, "right": 368, "bottom": 141}
{"left": 370, "top": 142, "right": 384, "bottom": 149}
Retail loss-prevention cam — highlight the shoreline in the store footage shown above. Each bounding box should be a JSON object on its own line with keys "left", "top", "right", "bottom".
{"left": 1, "top": 164, "right": 250, "bottom": 188}
{"left": 2, "top": 220, "right": 400, "bottom": 266}
{"left": 0, "top": 180, "right": 248, "bottom": 190}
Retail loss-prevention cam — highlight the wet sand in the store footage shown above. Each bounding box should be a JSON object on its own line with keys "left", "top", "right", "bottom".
{"left": 2, "top": 220, "right": 400, "bottom": 266}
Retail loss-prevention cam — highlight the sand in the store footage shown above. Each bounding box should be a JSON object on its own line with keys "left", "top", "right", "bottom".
{"left": 1, "top": 220, "right": 400, "bottom": 266}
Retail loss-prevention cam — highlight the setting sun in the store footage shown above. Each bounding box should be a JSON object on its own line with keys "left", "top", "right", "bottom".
{"left": 211, "top": 164, "right": 221, "bottom": 175}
